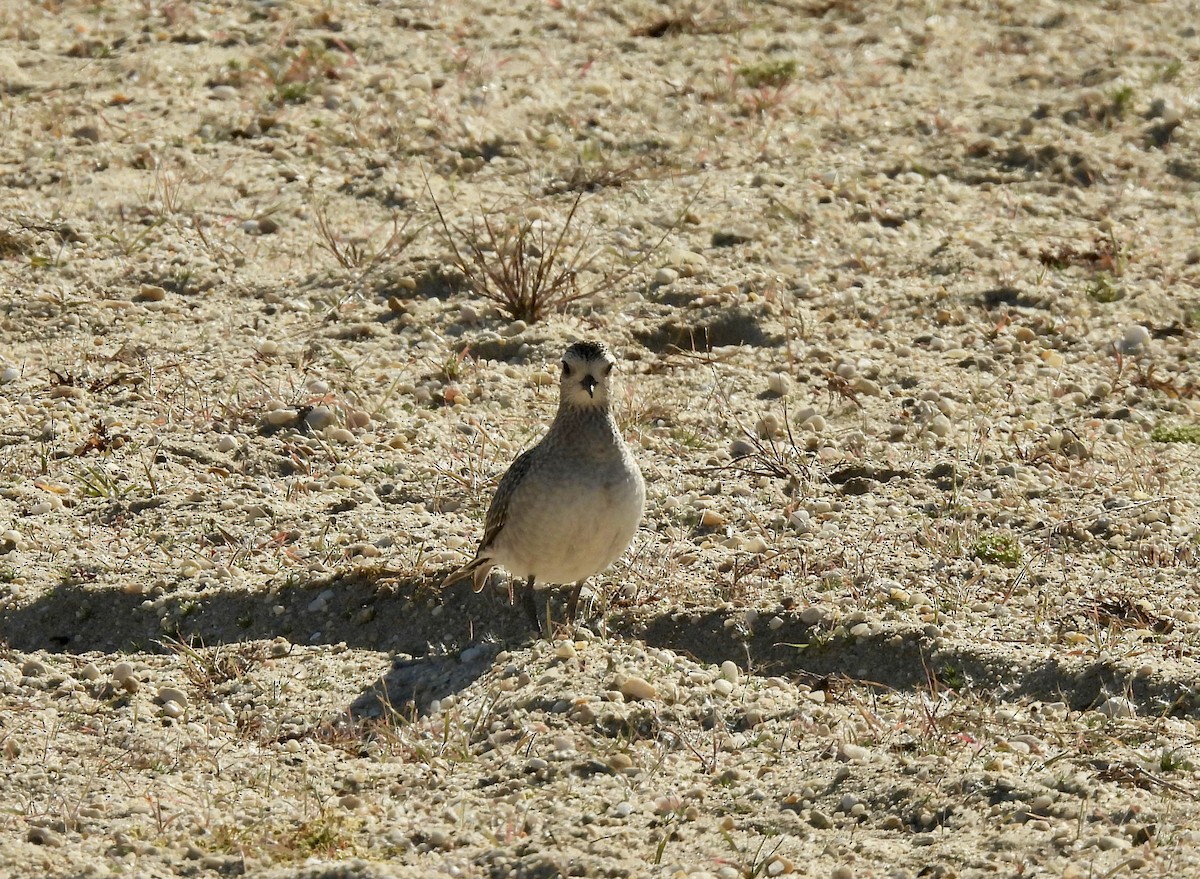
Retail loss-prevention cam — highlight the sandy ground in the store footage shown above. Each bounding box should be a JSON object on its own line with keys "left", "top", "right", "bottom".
{"left": 2, "top": 0, "right": 1200, "bottom": 876}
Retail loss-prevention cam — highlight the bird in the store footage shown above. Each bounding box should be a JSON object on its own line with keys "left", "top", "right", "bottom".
{"left": 442, "top": 340, "right": 645, "bottom": 636}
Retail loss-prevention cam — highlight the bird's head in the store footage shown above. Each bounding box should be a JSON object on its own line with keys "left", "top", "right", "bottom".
{"left": 559, "top": 340, "right": 616, "bottom": 410}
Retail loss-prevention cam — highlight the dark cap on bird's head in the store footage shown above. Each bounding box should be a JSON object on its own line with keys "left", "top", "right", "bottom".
{"left": 559, "top": 341, "right": 616, "bottom": 406}
{"left": 564, "top": 340, "right": 610, "bottom": 362}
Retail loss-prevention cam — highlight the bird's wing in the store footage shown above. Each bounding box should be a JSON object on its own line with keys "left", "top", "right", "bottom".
{"left": 478, "top": 446, "right": 539, "bottom": 553}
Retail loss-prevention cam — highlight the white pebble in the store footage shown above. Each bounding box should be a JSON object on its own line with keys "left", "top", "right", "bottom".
{"left": 266, "top": 408, "right": 298, "bottom": 426}
{"left": 1096, "top": 696, "right": 1135, "bottom": 719}
{"left": 720, "top": 660, "right": 740, "bottom": 685}
{"left": 216, "top": 434, "right": 239, "bottom": 453}
{"left": 926, "top": 414, "right": 951, "bottom": 437}
{"left": 1120, "top": 324, "right": 1151, "bottom": 353}
{"left": 156, "top": 686, "right": 189, "bottom": 707}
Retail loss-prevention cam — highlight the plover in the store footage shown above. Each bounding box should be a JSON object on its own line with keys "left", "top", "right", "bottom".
{"left": 443, "top": 341, "right": 645, "bottom": 635}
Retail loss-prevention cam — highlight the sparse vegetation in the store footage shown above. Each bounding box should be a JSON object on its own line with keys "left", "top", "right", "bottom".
{"left": 1151, "top": 423, "right": 1200, "bottom": 444}
{"left": 972, "top": 532, "right": 1022, "bottom": 567}
{"left": 737, "top": 59, "right": 798, "bottom": 89}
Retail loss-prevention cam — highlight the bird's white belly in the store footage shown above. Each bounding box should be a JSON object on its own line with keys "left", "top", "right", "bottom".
{"left": 492, "top": 472, "right": 643, "bottom": 584}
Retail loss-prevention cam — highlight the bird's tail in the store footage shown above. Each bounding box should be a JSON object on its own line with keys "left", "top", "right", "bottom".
{"left": 441, "top": 556, "right": 495, "bottom": 593}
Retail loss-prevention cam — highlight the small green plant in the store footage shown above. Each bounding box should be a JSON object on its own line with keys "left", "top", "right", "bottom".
{"left": 1151, "top": 423, "right": 1200, "bottom": 444}
{"left": 737, "top": 59, "right": 797, "bottom": 89}
{"left": 1086, "top": 274, "right": 1123, "bottom": 303}
{"left": 1107, "top": 85, "right": 1136, "bottom": 119}
{"left": 972, "top": 532, "right": 1021, "bottom": 567}
{"left": 1154, "top": 58, "right": 1183, "bottom": 83}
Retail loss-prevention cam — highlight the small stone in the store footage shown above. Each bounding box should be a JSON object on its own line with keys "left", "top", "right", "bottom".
{"left": 20, "top": 658, "right": 46, "bottom": 677}
{"left": 112, "top": 661, "right": 134, "bottom": 682}
{"left": 838, "top": 742, "right": 870, "bottom": 763}
{"left": 27, "top": 826, "right": 63, "bottom": 846}
{"left": 729, "top": 438, "right": 756, "bottom": 458}
{"left": 719, "top": 660, "right": 740, "bottom": 686}
{"left": 926, "top": 414, "right": 951, "bottom": 437}
{"left": 135, "top": 284, "right": 166, "bottom": 302}
{"left": 266, "top": 408, "right": 299, "bottom": 427}
{"left": 606, "top": 753, "right": 633, "bottom": 772}
{"left": 808, "top": 808, "right": 833, "bottom": 829}
{"left": 156, "top": 686, "right": 189, "bottom": 708}
{"left": 305, "top": 406, "right": 338, "bottom": 431}
{"left": 1120, "top": 324, "right": 1151, "bottom": 354}
{"left": 653, "top": 267, "right": 679, "bottom": 286}
{"left": 216, "top": 434, "right": 239, "bottom": 453}
{"left": 713, "top": 679, "right": 734, "bottom": 697}
{"left": 617, "top": 675, "right": 656, "bottom": 701}
{"left": 799, "top": 606, "right": 825, "bottom": 625}
{"left": 79, "top": 663, "right": 101, "bottom": 682}
{"left": 700, "top": 509, "right": 726, "bottom": 528}
{"left": 767, "top": 373, "right": 790, "bottom": 396}
{"left": 161, "top": 700, "right": 185, "bottom": 719}
{"left": 1096, "top": 696, "right": 1135, "bottom": 719}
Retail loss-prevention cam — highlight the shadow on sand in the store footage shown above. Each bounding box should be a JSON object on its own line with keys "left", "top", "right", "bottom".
{"left": 1, "top": 572, "right": 1194, "bottom": 719}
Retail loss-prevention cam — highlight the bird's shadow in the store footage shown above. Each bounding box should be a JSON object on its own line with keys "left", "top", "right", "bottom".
{"left": 1, "top": 571, "right": 1195, "bottom": 722}
{"left": 0, "top": 568, "right": 543, "bottom": 719}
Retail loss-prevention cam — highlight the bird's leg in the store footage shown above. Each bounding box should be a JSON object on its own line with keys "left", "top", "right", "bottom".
{"left": 565, "top": 579, "right": 586, "bottom": 624}
{"left": 521, "top": 575, "right": 542, "bottom": 636}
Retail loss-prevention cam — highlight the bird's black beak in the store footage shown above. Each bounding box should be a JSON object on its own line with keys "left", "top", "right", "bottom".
{"left": 582, "top": 375, "right": 597, "bottom": 397}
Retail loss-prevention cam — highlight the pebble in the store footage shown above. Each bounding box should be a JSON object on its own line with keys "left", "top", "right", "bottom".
{"left": 112, "top": 661, "right": 135, "bottom": 682}
{"left": 216, "top": 434, "right": 239, "bottom": 453}
{"left": 719, "top": 660, "right": 740, "bottom": 686}
{"left": 157, "top": 686, "right": 189, "bottom": 708}
{"left": 799, "top": 606, "right": 825, "bottom": 625}
{"left": 1120, "top": 324, "right": 1151, "bottom": 353}
{"left": 838, "top": 743, "right": 871, "bottom": 763}
{"left": 808, "top": 808, "right": 833, "bottom": 829}
{"left": 767, "top": 372, "right": 790, "bottom": 395}
{"left": 305, "top": 406, "right": 338, "bottom": 430}
{"left": 27, "top": 826, "right": 64, "bottom": 846}
{"left": 654, "top": 267, "right": 679, "bottom": 286}
{"left": 618, "top": 675, "right": 657, "bottom": 701}
{"left": 266, "top": 408, "right": 298, "bottom": 427}
{"left": 1096, "top": 696, "right": 1135, "bottom": 719}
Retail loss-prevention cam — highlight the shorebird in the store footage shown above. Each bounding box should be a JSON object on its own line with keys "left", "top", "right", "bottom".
{"left": 443, "top": 341, "right": 645, "bottom": 635}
